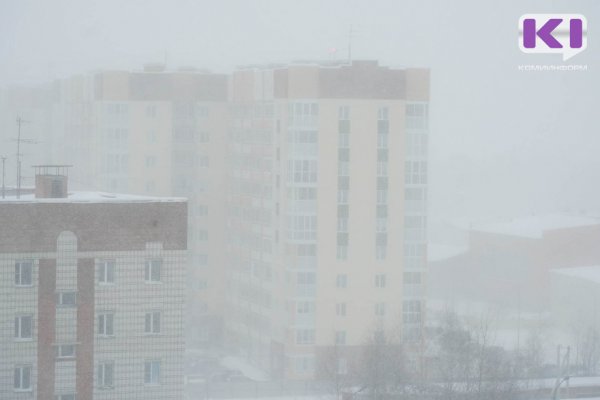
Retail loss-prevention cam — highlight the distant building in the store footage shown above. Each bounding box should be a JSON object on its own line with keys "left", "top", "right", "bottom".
{"left": 550, "top": 265, "right": 600, "bottom": 328}
{"left": 0, "top": 166, "right": 187, "bottom": 400}
{"left": 227, "top": 60, "right": 430, "bottom": 379}
{"left": 429, "top": 214, "right": 600, "bottom": 311}
{"left": 52, "top": 66, "right": 229, "bottom": 348}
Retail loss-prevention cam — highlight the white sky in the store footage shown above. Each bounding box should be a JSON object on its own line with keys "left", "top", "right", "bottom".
{"left": 0, "top": 0, "right": 598, "bottom": 219}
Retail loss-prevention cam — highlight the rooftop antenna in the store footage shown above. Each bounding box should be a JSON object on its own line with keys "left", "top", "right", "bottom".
{"left": 12, "top": 116, "right": 37, "bottom": 199}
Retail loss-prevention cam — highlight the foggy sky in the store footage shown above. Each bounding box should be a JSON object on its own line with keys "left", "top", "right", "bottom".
{"left": 1, "top": 0, "right": 599, "bottom": 221}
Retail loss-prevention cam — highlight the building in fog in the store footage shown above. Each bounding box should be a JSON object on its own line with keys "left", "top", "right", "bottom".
{"left": 226, "top": 60, "right": 430, "bottom": 379}
{"left": 51, "top": 65, "right": 230, "bottom": 348}
{"left": 429, "top": 214, "right": 600, "bottom": 311}
{"left": 4, "top": 61, "right": 430, "bottom": 380}
{"left": 0, "top": 166, "right": 187, "bottom": 400}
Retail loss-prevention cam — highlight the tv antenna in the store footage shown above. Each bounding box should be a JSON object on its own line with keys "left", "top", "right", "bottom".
{"left": 12, "top": 116, "right": 37, "bottom": 199}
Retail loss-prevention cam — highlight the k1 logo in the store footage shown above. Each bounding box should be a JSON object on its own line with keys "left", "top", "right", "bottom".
{"left": 519, "top": 14, "right": 587, "bottom": 61}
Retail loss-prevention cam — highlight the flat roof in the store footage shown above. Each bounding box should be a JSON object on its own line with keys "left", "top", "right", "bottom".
{"left": 551, "top": 266, "right": 600, "bottom": 284}
{"left": 471, "top": 214, "right": 600, "bottom": 239}
{"left": 428, "top": 243, "right": 469, "bottom": 262}
{"left": 0, "top": 191, "right": 186, "bottom": 204}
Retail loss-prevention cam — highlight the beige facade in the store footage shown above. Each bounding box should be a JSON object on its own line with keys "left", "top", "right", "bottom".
{"left": 226, "top": 61, "right": 430, "bottom": 379}
{"left": 3, "top": 61, "right": 430, "bottom": 381}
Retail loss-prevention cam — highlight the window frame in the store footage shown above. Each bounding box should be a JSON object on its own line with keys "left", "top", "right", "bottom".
{"left": 144, "top": 311, "right": 161, "bottom": 335}
{"left": 56, "top": 344, "right": 76, "bottom": 360}
{"left": 144, "top": 360, "right": 161, "bottom": 385}
{"left": 98, "top": 312, "right": 115, "bottom": 337}
{"left": 15, "top": 260, "right": 33, "bottom": 287}
{"left": 13, "top": 365, "right": 32, "bottom": 391}
{"left": 97, "top": 361, "right": 114, "bottom": 389}
{"left": 98, "top": 259, "right": 116, "bottom": 285}
{"left": 145, "top": 259, "right": 162, "bottom": 283}
{"left": 14, "top": 315, "right": 33, "bottom": 341}
{"left": 56, "top": 291, "right": 77, "bottom": 308}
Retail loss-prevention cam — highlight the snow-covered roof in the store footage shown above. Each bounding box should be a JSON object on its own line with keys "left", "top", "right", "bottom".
{"left": 551, "top": 265, "right": 600, "bottom": 284}
{"left": 0, "top": 191, "right": 186, "bottom": 204}
{"left": 471, "top": 214, "right": 600, "bottom": 239}
{"left": 428, "top": 243, "right": 469, "bottom": 262}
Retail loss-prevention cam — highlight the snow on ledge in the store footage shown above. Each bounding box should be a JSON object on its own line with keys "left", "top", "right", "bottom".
{"left": 0, "top": 191, "right": 187, "bottom": 204}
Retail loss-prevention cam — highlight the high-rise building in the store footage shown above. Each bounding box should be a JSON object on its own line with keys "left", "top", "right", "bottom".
{"left": 226, "top": 60, "right": 429, "bottom": 379}
{"left": 0, "top": 166, "right": 187, "bottom": 400}
{"left": 2, "top": 60, "right": 430, "bottom": 381}
{"left": 53, "top": 66, "right": 230, "bottom": 347}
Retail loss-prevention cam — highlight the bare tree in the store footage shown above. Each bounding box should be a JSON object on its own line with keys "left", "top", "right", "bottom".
{"left": 318, "top": 340, "right": 358, "bottom": 400}
{"left": 428, "top": 310, "right": 521, "bottom": 400}
{"left": 576, "top": 325, "right": 600, "bottom": 375}
{"left": 357, "top": 328, "right": 407, "bottom": 400}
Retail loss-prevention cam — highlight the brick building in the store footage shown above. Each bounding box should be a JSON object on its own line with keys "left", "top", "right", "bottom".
{"left": 0, "top": 166, "right": 187, "bottom": 400}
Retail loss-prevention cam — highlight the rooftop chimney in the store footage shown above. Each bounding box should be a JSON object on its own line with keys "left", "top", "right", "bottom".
{"left": 33, "top": 165, "right": 71, "bottom": 199}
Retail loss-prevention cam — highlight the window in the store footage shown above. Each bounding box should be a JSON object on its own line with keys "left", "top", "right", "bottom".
{"left": 337, "top": 217, "right": 348, "bottom": 232}
{"left": 336, "top": 274, "right": 347, "bottom": 288}
{"left": 405, "top": 160, "right": 428, "bottom": 185}
{"left": 337, "top": 189, "right": 349, "bottom": 204}
{"left": 145, "top": 156, "right": 157, "bottom": 168}
{"left": 294, "top": 356, "right": 315, "bottom": 374}
{"left": 377, "top": 161, "right": 388, "bottom": 176}
{"left": 296, "top": 301, "right": 315, "bottom": 314}
{"left": 337, "top": 245, "right": 348, "bottom": 260}
{"left": 15, "top": 260, "right": 33, "bottom": 286}
{"left": 376, "top": 189, "right": 388, "bottom": 205}
{"left": 287, "top": 159, "right": 318, "bottom": 183}
{"left": 337, "top": 232, "right": 348, "bottom": 246}
{"left": 297, "top": 272, "right": 316, "bottom": 285}
{"left": 98, "top": 259, "right": 115, "bottom": 284}
{"left": 98, "top": 362, "right": 114, "bottom": 388}
{"left": 376, "top": 218, "right": 388, "bottom": 232}
{"left": 404, "top": 272, "right": 422, "bottom": 285}
{"left": 146, "top": 104, "right": 157, "bottom": 117}
{"left": 56, "top": 344, "right": 76, "bottom": 359}
{"left": 405, "top": 243, "right": 427, "bottom": 270}
{"left": 144, "top": 312, "right": 161, "bottom": 334}
{"left": 14, "top": 315, "right": 32, "bottom": 340}
{"left": 338, "top": 106, "right": 350, "bottom": 120}
{"left": 147, "top": 130, "right": 157, "bottom": 143}
{"left": 145, "top": 259, "right": 162, "bottom": 283}
{"left": 338, "top": 161, "right": 350, "bottom": 176}
{"left": 144, "top": 360, "right": 161, "bottom": 385}
{"left": 336, "top": 303, "right": 347, "bottom": 317}
{"left": 98, "top": 313, "right": 114, "bottom": 337}
{"left": 406, "top": 103, "right": 429, "bottom": 130}
{"left": 338, "top": 132, "right": 350, "bottom": 148}
{"left": 14, "top": 365, "right": 31, "bottom": 391}
{"left": 375, "top": 274, "right": 386, "bottom": 288}
{"left": 335, "top": 330, "right": 347, "bottom": 345}
{"left": 56, "top": 292, "right": 77, "bottom": 307}
{"left": 403, "top": 300, "right": 422, "bottom": 324}
{"left": 377, "top": 132, "right": 388, "bottom": 149}
{"left": 295, "top": 329, "right": 315, "bottom": 345}
{"left": 404, "top": 215, "right": 427, "bottom": 241}
{"left": 55, "top": 394, "right": 76, "bottom": 400}
{"left": 376, "top": 245, "right": 387, "bottom": 260}
{"left": 375, "top": 302, "right": 386, "bottom": 317}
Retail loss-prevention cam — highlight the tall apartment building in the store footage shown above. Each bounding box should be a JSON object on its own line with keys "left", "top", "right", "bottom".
{"left": 49, "top": 66, "right": 229, "bottom": 347}
{"left": 0, "top": 166, "right": 187, "bottom": 400}
{"left": 226, "top": 60, "right": 430, "bottom": 379}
